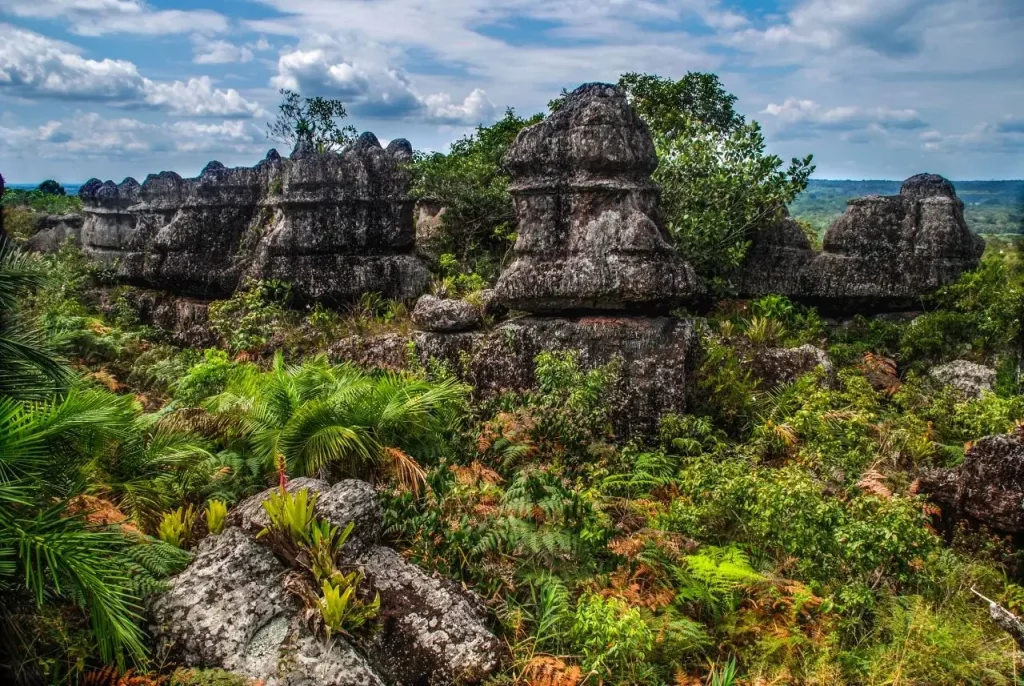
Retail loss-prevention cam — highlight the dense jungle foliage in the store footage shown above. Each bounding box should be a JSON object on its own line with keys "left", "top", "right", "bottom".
{"left": 2, "top": 73, "right": 1024, "bottom": 686}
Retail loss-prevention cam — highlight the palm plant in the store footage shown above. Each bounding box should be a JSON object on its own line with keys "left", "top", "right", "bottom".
{"left": 85, "top": 411, "right": 215, "bottom": 530}
{"left": 0, "top": 237, "right": 72, "bottom": 399}
{"left": 207, "top": 354, "right": 467, "bottom": 490}
{"left": 0, "top": 389, "right": 149, "bottom": 669}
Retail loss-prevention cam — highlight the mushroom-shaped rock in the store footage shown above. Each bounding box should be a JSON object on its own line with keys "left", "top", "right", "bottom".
{"left": 494, "top": 82, "right": 701, "bottom": 314}
{"left": 412, "top": 294, "right": 483, "bottom": 332}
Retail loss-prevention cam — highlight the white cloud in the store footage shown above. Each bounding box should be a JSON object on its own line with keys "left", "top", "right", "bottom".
{"left": 921, "top": 120, "right": 1024, "bottom": 154}
{"left": 762, "top": 98, "right": 927, "bottom": 134}
{"left": 271, "top": 36, "right": 496, "bottom": 125}
{"left": 192, "top": 37, "right": 254, "bottom": 65}
{"left": 2, "top": 111, "right": 265, "bottom": 158}
{"left": 143, "top": 77, "right": 265, "bottom": 117}
{"left": 421, "top": 88, "right": 495, "bottom": 124}
{"left": 0, "top": 0, "right": 228, "bottom": 36}
{"left": 0, "top": 25, "right": 263, "bottom": 117}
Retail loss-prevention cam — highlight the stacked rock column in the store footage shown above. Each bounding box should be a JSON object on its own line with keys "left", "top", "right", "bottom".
{"left": 416, "top": 83, "right": 704, "bottom": 437}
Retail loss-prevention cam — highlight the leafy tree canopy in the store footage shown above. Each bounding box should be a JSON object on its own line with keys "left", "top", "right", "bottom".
{"left": 620, "top": 72, "right": 815, "bottom": 293}
{"left": 35, "top": 180, "right": 66, "bottom": 196}
{"left": 411, "top": 108, "right": 543, "bottom": 276}
{"left": 267, "top": 89, "right": 358, "bottom": 154}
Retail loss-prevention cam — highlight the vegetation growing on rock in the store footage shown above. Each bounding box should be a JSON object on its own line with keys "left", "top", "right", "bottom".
{"left": 1, "top": 73, "right": 1022, "bottom": 686}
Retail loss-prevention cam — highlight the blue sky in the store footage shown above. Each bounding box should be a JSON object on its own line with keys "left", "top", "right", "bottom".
{"left": 1, "top": 0, "right": 1022, "bottom": 183}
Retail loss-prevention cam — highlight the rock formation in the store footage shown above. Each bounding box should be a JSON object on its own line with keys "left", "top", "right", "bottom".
{"left": 24, "top": 214, "right": 84, "bottom": 253}
{"left": 930, "top": 360, "right": 997, "bottom": 398}
{"left": 412, "top": 295, "right": 482, "bottom": 332}
{"left": 152, "top": 478, "right": 502, "bottom": 686}
{"left": 741, "top": 174, "right": 985, "bottom": 312}
{"left": 79, "top": 137, "right": 429, "bottom": 304}
{"left": 747, "top": 344, "right": 834, "bottom": 389}
{"left": 401, "top": 84, "right": 702, "bottom": 436}
{"left": 919, "top": 426, "right": 1024, "bottom": 536}
{"left": 495, "top": 82, "right": 701, "bottom": 313}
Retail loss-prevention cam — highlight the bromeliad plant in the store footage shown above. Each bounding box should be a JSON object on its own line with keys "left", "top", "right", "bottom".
{"left": 157, "top": 505, "right": 196, "bottom": 550}
{"left": 205, "top": 500, "right": 227, "bottom": 536}
{"left": 258, "top": 488, "right": 380, "bottom": 636}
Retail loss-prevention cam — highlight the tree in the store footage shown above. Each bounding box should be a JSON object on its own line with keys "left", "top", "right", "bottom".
{"left": 267, "top": 89, "right": 358, "bottom": 153}
{"left": 620, "top": 73, "right": 815, "bottom": 293}
{"left": 35, "top": 180, "right": 66, "bottom": 196}
{"left": 618, "top": 72, "right": 744, "bottom": 137}
{"left": 411, "top": 108, "right": 542, "bottom": 276}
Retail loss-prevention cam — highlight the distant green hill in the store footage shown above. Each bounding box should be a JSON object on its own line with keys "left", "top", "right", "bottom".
{"left": 790, "top": 179, "right": 1024, "bottom": 235}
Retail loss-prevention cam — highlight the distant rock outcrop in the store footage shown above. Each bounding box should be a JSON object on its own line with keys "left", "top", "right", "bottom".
{"left": 24, "top": 214, "right": 84, "bottom": 253}
{"left": 79, "top": 136, "right": 429, "bottom": 304}
{"left": 495, "top": 82, "right": 701, "bottom": 314}
{"left": 741, "top": 174, "right": 985, "bottom": 311}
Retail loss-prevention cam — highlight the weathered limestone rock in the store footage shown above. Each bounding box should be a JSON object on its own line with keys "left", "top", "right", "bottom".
{"left": 741, "top": 174, "right": 985, "bottom": 312}
{"left": 330, "top": 333, "right": 410, "bottom": 371}
{"left": 79, "top": 159, "right": 271, "bottom": 297}
{"left": 360, "top": 546, "right": 501, "bottom": 686}
{"left": 24, "top": 214, "right": 84, "bottom": 253}
{"left": 748, "top": 344, "right": 834, "bottom": 389}
{"left": 930, "top": 360, "right": 997, "bottom": 398}
{"left": 109, "top": 290, "right": 218, "bottom": 348}
{"left": 495, "top": 83, "right": 701, "bottom": 314}
{"left": 919, "top": 427, "right": 1024, "bottom": 535}
{"left": 412, "top": 295, "right": 482, "bottom": 332}
{"left": 79, "top": 137, "right": 429, "bottom": 304}
{"left": 246, "top": 136, "right": 430, "bottom": 305}
{"left": 149, "top": 527, "right": 383, "bottom": 686}
{"left": 361, "top": 316, "right": 698, "bottom": 437}
{"left": 158, "top": 479, "right": 503, "bottom": 685}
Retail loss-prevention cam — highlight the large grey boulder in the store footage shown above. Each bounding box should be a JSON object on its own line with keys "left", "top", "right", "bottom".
{"left": 230, "top": 478, "right": 382, "bottom": 559}
{"left": 412, "top": 295, "right": 482, "bottom": 332}
{"left": 919, "top": 427, "right": 1024, "bottom": 535}
{"left": 930, "top": 360, "right": 997, "bottom": 398}
{"left": 149, "top": 527, "right": 383, "bottom": 686}
{"left": 494, "top": 83, "right": 701, "bottom": 314}
{"left": 740, "top": 174, "right": 985, "bottom": 312}
{"left": 359, "top": 546, "right": 501, "bottom": 685}
{"left": 189, "top": 478, "right": 505, "bottom": 685}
